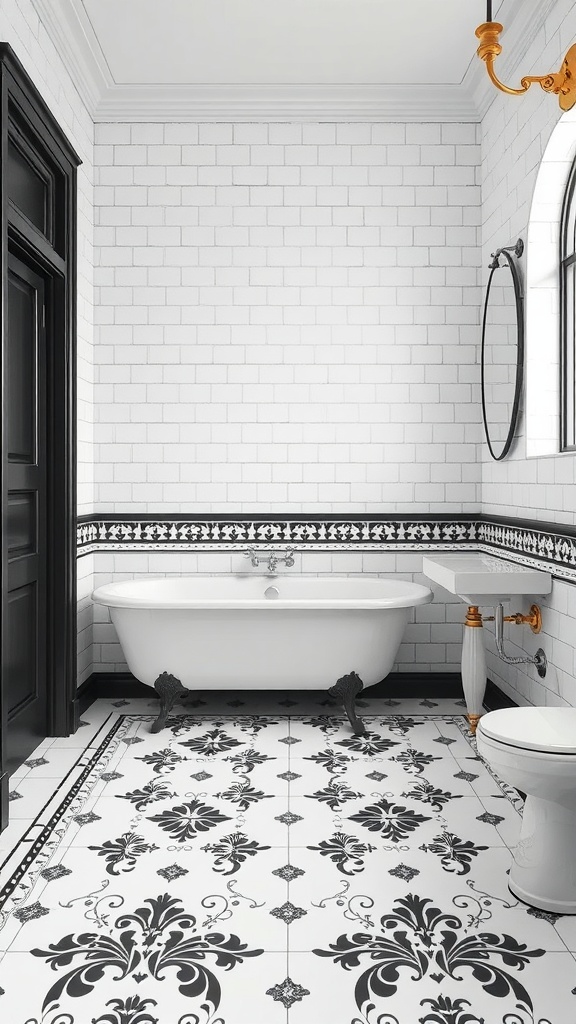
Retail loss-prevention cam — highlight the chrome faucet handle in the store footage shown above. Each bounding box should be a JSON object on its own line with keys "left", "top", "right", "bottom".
{"left": 245, "top": 547, "right": 260, "bottom": 567}
{"left": 284, "top": 545, "right": 296, "bottom": 567}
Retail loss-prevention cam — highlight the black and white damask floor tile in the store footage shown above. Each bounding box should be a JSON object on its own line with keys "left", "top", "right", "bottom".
{"left": 1, "top": 696, "right": 575, "bottom": 1024}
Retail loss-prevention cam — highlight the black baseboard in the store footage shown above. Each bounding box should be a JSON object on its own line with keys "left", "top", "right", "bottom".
{"left": 0, "top": 772, "right": 9, "bottom": 832}
{"left": 483, "top": 679, "right": 518, "bottom": 711}
{"left": 76, "top": 673, "right": 150, "bottom": 716}
{"left": 364, "top": 672, "right": 463, "bottom": 699}
{"left": 77, "top": 670, "right": 517, "bottom": 717}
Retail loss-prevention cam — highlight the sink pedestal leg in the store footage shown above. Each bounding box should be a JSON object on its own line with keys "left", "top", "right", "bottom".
{"left": 461, "top": 605, "right": 486, "bottom": 735}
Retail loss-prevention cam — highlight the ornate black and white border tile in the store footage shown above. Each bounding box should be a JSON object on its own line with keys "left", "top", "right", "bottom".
{"left": 478, "top": 518, "right": 576, "bottom": 581}
{"left": 76, "top": 512, "right": 576, "bottom": 583}
{"left": 77, "top": 515, "right": 478, "bottom": 555}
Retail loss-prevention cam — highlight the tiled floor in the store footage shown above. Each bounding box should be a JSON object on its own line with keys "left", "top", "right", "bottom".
{"left": 1, "top": 693, "right": 575, "bottom": 1024}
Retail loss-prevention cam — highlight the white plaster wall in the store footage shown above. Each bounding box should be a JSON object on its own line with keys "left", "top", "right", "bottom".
{"left": 93, "top": 121, "right": 482, "bottom": 514}
{"left": 481, "top": 0, "right": 576, "bottom": 707}
{"left": 0, "top": 0, "right": 95, "bottom": 683}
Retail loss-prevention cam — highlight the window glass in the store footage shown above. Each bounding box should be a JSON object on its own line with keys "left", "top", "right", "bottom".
{"left": 560, "top": 162, "right": 576, "bottom": 449}
{"left": 7, "top": 139, "right": 48, "bottom": 236}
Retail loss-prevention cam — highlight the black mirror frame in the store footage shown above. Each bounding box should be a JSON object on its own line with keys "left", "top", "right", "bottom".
{"left": 481, "top": 239, "right": 525, "bottom": 461}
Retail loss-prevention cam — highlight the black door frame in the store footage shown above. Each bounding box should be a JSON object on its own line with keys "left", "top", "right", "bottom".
{"left": 0, "top": 44, "right": 80, "bottom": 829}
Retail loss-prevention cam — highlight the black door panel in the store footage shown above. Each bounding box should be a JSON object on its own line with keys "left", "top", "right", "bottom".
{"left": 4, "top": 255, "right": 47, "bottom": 770}
{"left": 0, "top": 43, "right": 79, "bottom": 833}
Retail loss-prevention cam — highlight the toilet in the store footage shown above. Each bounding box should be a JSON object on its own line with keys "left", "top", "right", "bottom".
{"left": 476, "top": 706, "right": 576, "bottom": 915}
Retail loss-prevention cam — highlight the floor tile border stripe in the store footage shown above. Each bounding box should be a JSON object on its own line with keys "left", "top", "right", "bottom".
{"left": 0, "top": 715, "right": 128, "bottom": 911}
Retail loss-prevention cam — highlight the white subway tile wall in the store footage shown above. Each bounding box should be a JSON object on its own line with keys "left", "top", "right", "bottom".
{"left": 93, "top": 121, "right": 482, "bottom": 514}
{"left": 481, "top": 0, "right": 576, "bottom": 707}
{"left": 482, "top": 0, "right": 576, "bottom": 525}
{"left": 5, "top": 0, "right": 576, "bottom": 699}
{"left": 0, "top": 0, "right": 95, "bottom": 684}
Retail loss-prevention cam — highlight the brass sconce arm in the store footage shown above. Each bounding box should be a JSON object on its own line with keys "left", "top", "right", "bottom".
{"left": 476, "top": 22, "right": 576, "bottom": 111}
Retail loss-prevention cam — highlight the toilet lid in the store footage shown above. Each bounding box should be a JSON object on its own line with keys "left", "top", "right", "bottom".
{"left": 478, "top": 707, "right": 576, "bottom": 753}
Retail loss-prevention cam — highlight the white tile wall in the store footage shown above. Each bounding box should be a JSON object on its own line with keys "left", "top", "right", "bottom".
{"left": 8, "top": 0, "right": 576, "bottom": 697}
{"left": 481, "top": 0, "right": 576, "bottom": 706}
{"left": 93, "top": 121, "right": 482, "bottom": 514}
{"left": 0, "top": 0, "right": 95, "bottom": 684}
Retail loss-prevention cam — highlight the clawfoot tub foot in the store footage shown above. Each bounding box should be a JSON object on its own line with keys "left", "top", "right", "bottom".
{"left": 152, "top": 671, "right": 187, "bottom": 733}
{"left": 328, "top": 671, "right": 366, "bottom": 735}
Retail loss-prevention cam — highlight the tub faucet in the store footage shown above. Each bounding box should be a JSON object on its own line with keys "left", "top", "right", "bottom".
{"left": 268, "top": 552, "right": 279, "bottom": 573}
{"left": 244, "top": 546, "right": 296, "bottom": 574}
{"left": 246, "top": 547, "right": 260, "bottom": 568}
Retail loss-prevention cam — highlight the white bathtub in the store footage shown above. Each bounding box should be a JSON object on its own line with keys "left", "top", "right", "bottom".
{"left": 92, "top": 575, "right": 432, "bottom": 692}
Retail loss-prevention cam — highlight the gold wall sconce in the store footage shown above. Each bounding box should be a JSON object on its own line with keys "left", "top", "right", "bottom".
{"left": 476, "top": 1, "right": 576, "bottom": 110}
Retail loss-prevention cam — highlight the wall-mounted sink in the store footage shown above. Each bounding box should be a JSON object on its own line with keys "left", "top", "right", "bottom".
{"left": 422, "top": 553, "right": 552, "bottom": 736}
{"left": 422, "top": 553, "right": 552, "bottom": 605}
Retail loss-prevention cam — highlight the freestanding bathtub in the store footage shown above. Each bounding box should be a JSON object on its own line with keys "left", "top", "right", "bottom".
{"left": 92, "top": 576, "right": 433, "bottom": 734}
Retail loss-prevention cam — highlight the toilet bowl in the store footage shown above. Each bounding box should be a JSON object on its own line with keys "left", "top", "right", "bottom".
{"left": 476, "top": 706, "right": 576, "bottom": 914}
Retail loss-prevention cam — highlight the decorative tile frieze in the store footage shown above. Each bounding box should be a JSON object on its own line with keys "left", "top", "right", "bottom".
{"left": 77, "top": 516, "right": 478, "bottom": 554}
{"left": 478, "top": 520, "right": 576, "bottom": 575}
{"left": 75, "top": 513, "right": 576, "bottom": 582}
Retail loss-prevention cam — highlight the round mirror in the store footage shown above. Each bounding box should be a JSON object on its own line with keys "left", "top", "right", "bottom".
{"left": 481, "top": 240, "right": 524, "bottom": 461}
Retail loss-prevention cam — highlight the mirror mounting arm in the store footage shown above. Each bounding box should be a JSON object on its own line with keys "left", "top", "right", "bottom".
{"left": 489, "top": 238, "right": 524, "bottom": 270}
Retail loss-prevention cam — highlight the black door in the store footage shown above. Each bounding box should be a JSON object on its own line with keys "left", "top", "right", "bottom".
{"left": 4, "top": 253, "right": 47, "bottom": 771}
{"left": 0, "top": 44, "right": 79, "bottom": 831}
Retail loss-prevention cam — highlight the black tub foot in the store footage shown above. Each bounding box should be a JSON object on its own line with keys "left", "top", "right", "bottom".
{"left": 328, "top": 671, "right": 366, "bottom": 735}
{"left": 152, "top": 671, "right": 187, "bottom": 733}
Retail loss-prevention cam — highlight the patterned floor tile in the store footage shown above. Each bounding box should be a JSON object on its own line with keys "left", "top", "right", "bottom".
{"left": 0, "top": 947, "right": 291, "bottom": 1024}
{"left": 48, "top": 711, "right": 117, "bottom": 749}
{"left": 452, "top": 753, "right": 510, "bottom": 797}
{"left": 0, "top": 703, "right": 571, "bottom": 1024}
{"left": 3, "top": 846, "right": 289, "bottom": 957}
{"left": 287, "top": 948, "right": 576, "bottom": 1024}
{"left": 0, "top": 822, "right": 37, "bottom": 882}
{"left": 554, "top": 912, "right": 576, "bottom": 953}
{"left": 6, "top": 779, "right": 62, "bottom": 820}
{"left": 11, "top": 746, "right": 88, "bottom": 781}
{"left": 478, "top": 793, "right": 523, "bottom": 847}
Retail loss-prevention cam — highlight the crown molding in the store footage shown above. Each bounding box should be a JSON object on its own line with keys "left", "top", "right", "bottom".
{"left": 31, "top": 0, "right": 112, "bottom": 114}
{"left": 28, "top": 0, "right": 568, "bottom": 126}
{"left": 30, "top": 0, "right": 480, "bottom": 123}
{"left": 36, "top": 0, "right": 560, "bottom": 124}
{"left": 92, "top": 83, "right": 479, "bottom": 123}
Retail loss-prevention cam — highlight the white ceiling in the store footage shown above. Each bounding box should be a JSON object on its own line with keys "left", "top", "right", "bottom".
{"left": 32, "top": 0, "right": 549, "bottom": 120}
{"left": 81, "top": 0, "right": 488, "bottom": 87}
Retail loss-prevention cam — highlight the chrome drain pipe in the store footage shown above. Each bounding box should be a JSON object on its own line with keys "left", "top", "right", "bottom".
{"left": 492, "top": 603, "right": 547, "bottom": 678}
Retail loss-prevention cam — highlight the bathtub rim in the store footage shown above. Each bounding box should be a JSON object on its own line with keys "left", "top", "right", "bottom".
{"left": 91, "top": 576, "right": 433, "bottom": 611}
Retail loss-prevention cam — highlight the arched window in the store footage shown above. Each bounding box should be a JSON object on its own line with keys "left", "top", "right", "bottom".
{"left": 525, "top": 109, "right": 576, "bottom": 458}
{"left": 560, "top": 159, "right": 576, "bottom": 450}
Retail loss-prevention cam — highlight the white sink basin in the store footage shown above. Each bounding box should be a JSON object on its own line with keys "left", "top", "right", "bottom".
{"left": 422, "top": 553, "right": 552, "bottom": 605}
